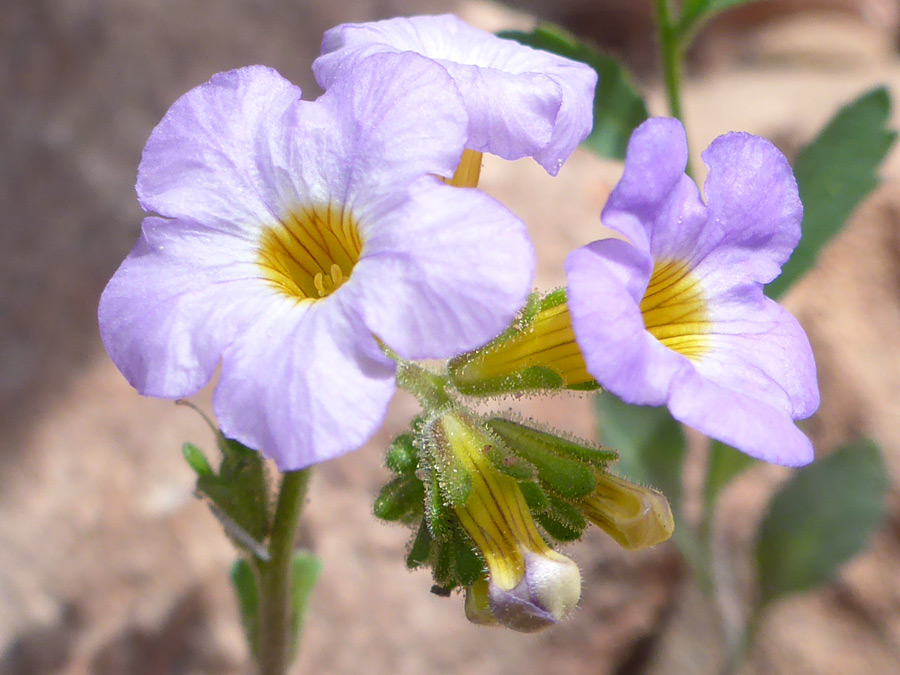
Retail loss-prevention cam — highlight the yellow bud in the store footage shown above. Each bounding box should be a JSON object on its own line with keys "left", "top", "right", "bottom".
{"left": 581, "top": 472, "right": 674, "bottom": 550}
{"left": 449, "top": 297, "right": 597, "bottom": 395}
{"left": 428, "top": 410, "right": 582, "bottom": 631}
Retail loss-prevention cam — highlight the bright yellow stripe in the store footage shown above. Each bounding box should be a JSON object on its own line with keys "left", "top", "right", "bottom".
{"left": 454, "top": 303, "right": 595, "bottom": 387}
{"left": 442, "top": 414, "right": 552, "bottom": 590}
{"left": 257, "top": 204, "right": 363, "bottom": 301}
{"left": 640, "top": 260, "right": 711, "bottom": 361}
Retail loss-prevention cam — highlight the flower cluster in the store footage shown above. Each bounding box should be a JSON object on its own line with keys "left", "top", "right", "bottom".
{"left": 100, "top": 13, "right": 819, "bottom": 632}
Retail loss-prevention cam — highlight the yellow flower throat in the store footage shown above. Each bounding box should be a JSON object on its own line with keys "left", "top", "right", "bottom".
{"left": 257, "top": 205, "right": 363, "bottom": 301}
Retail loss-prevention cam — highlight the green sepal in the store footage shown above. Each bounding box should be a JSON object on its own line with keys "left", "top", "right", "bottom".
{"left": 484, "top": 441, "right": 537, "bottom": 482}
{"left": 537, "top": 492, "right": 587, "bottom": 542}
{"left": 386, "top": 434, "right": 418, "bottom": 475}
{"left": 182, "top": 442, "right": 214, "bottom": 476}
{"left": 406, "top": 520, "right": 433, "bottom": 569}
{"left": 426, "top": 426, "right": 473, "bottom": 508}
{"left": 485, "top": 419, "right": 602, "bottom": 498}
{"left": 536, "top": 510, "right": 583, "bottom": 543}
{"left": 518, "top": 481, "right": 550, "bottom": 513}
{"left": 487, "top": 417, "right": 616, "bottom": 468}
{"left": 288, "top": 550, "right": 321, "bottom": 658}
{"left": 451, "top": 365, "right": 565, "bottom": 397}
{"left": 453, "top": 534, "right": 486, "bottom": 587}
{"left": 373, "top": 475, "right": 425, "bottom": 524}
{"left": 196, "top": 437, "right": 271, "bottom": 548}
{"left": 230, "top": 558, "right": 260, "bottom": 661}
{"left": 424, "top": 470, "right": 454, "bottom": 542}
{"left": 433, "top": 535, "right": 456, "bottom": 589}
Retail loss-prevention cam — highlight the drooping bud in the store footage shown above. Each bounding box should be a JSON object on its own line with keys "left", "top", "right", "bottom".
{"left": 448, "top": 290, "right": 598, "bottom": 396}
{"left": 580, "top": 472, "right": 674, "bottom": 550}
{"left": 426, "top": 410, "right": 582, "bottom": 631}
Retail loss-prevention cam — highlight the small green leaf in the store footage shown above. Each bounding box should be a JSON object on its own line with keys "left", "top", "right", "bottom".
{"left": 518, "top": 481, "right": 550, "bottom": 513}
{"left": 230, "top": 559, "right": 260, "bottom": 660}
{"left": 768, "top": 87, "right": 896, "bottom": 299}
{"left": 386, "top": 434, "right": 418, "bottom": 475}
{"left": 197, "top": 437, "right": 272, "bottom": 544}
{"left": 677, "top": 0, "right": 764, "bottom": 39}
{"left": 594, "top": 392, "right": 686, "bottom": 517}
{"left": 756, "top": 440, "right": 888, "bottom": 606}
{"left": 181, "top": 442, "right": 213, "bottom": 477}
{"left": 703, "top": 441, "right": 756, "bottom": 514}
{"left": 424, "top": 471, "right": 453, "bottom": 541}
{"left": 406, "top": 520, "right": 433, "bottom": 569}
{"left": 454, "top": 536, "right": 485, "bottom": 587}
{"left": 499, "top": 24, "right": 648, "bottom": 160}
{"left": 288, "top": 551, "right": 321, "bottom": 657}
{"left": 373, "top": 475, "right": 425, "bottom": 523}
{"left": 537, "top": 492, "right": 587, "bottom": 542}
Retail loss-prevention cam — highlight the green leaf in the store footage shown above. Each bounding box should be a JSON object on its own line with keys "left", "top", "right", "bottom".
{"left": 386, "top": 434, "right": 418, "bottom": 475}
{"left": 703, "top": 441, "right": 756, "bottom": 514}
{"left": 373, "top": 475, "right": 425, "bottom": 523}
{"left": 181, "top": 442, "right": 213, "bottom": 477}
{"left": 677, "top": 0, "right": 764, "bottom": 39}
{"left": 406, "top": 520, "right": 433, "bottom": 569}
{"left": 594, "top": 392, "right": 685, "bottom": 517}
{"left": 756, "top": 440, "right": 888, "bottom": 606}
{"left": 768, "top": 87, "right": 896, "bottom": 299}
{"left": 196, "top": 438, "right": 271, "bottom": 546}
{"left": 230, "top": 559, "right": 260, "bottom": 660}
{"left": 499, "top": 25, "right": 648, "bottom": 160}
{"left": 454, "top": 536, "right": 485, "bottom": 587}
{"left": 288, "top": 551, "right": 321, "bottom": 658}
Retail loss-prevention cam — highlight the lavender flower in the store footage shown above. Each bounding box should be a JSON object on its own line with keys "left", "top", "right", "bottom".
{"left": 98, "top": 55, "right": 534, "bottom": 470}
{"left": 313, "top": 14, "right": 597, "bottom": 176}
{"left": 566, "top": 118, "right": 819, "bottom": 466}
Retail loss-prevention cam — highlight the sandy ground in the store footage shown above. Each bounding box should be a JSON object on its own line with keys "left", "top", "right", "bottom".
{"left": 3, "top": 1, "right": 900, "bottom": 673}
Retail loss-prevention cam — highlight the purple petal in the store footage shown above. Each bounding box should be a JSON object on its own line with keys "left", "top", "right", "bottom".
{"left": 98, "top": 216, "right": 267, "bottom": 397}
{"left": 314, "top": 14, "right": 596, "bottom": 174}
{"left": 137, "top": 66, "right": 301, "bottom": 234}
{"left": 699, "top": 132, "right": 803, "bottom": 285}
{"left": 668, "top": 369, "right": 814, "bottom": 466}
{"left": 310, "top": 51, "right": 468, "bottom": 211}
{"left": 566, "top": 238, "right": 692, "bottom": 406}
{"left": 348, "top": 178, "right": 535, "bottom": 359}
{"left": 213, "top": 294, "right": 396, "bottom": 470}
{"left": 696, "top": 287, "right": 820, "bottom": 420}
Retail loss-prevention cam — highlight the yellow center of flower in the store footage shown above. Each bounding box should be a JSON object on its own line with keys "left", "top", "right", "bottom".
{"left": 640, "top": 260, "right": 710, "bottom": 360}
{"left": 257, "top": 205, "right": 363, "bottom": 301}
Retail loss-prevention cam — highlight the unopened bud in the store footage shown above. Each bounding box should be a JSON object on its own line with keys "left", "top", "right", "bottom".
{"left": 427, "top": 411, "right": 582, "bottom": 631}
{"left": 581, "top": 472, "right": 674, "bottom": 550}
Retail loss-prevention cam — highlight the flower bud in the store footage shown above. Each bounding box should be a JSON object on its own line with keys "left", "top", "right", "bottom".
{"left": 580, "top": 472, "right": 674, "bottom": 550}
{"left": 449, "top": 292, "right": 597, "bottom": 396}
{"left": 427, "top": 410, "right": 582, "bottom": 631}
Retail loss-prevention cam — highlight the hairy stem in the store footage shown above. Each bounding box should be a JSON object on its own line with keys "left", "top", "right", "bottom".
{"left": 257, "top": 468, "right": 311, "bottom": 675}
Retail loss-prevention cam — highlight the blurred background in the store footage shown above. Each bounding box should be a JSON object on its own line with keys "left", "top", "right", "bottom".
{"left": 3, "top": 0, "right": 900, "bottom": 672}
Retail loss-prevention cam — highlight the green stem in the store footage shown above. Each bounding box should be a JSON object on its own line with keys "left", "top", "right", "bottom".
{"left": 395, "top": 360, "right": 452, "bottom": 410}
{"left": 653, "top": 0, "right": 694, "bottom": 177}
{"left": 257, "top": 468, "right": 311, "bottom": 675}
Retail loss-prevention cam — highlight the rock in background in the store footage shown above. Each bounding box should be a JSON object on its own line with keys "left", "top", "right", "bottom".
{"left": 2, "top": 0, "right": 900, "bottom": 673}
